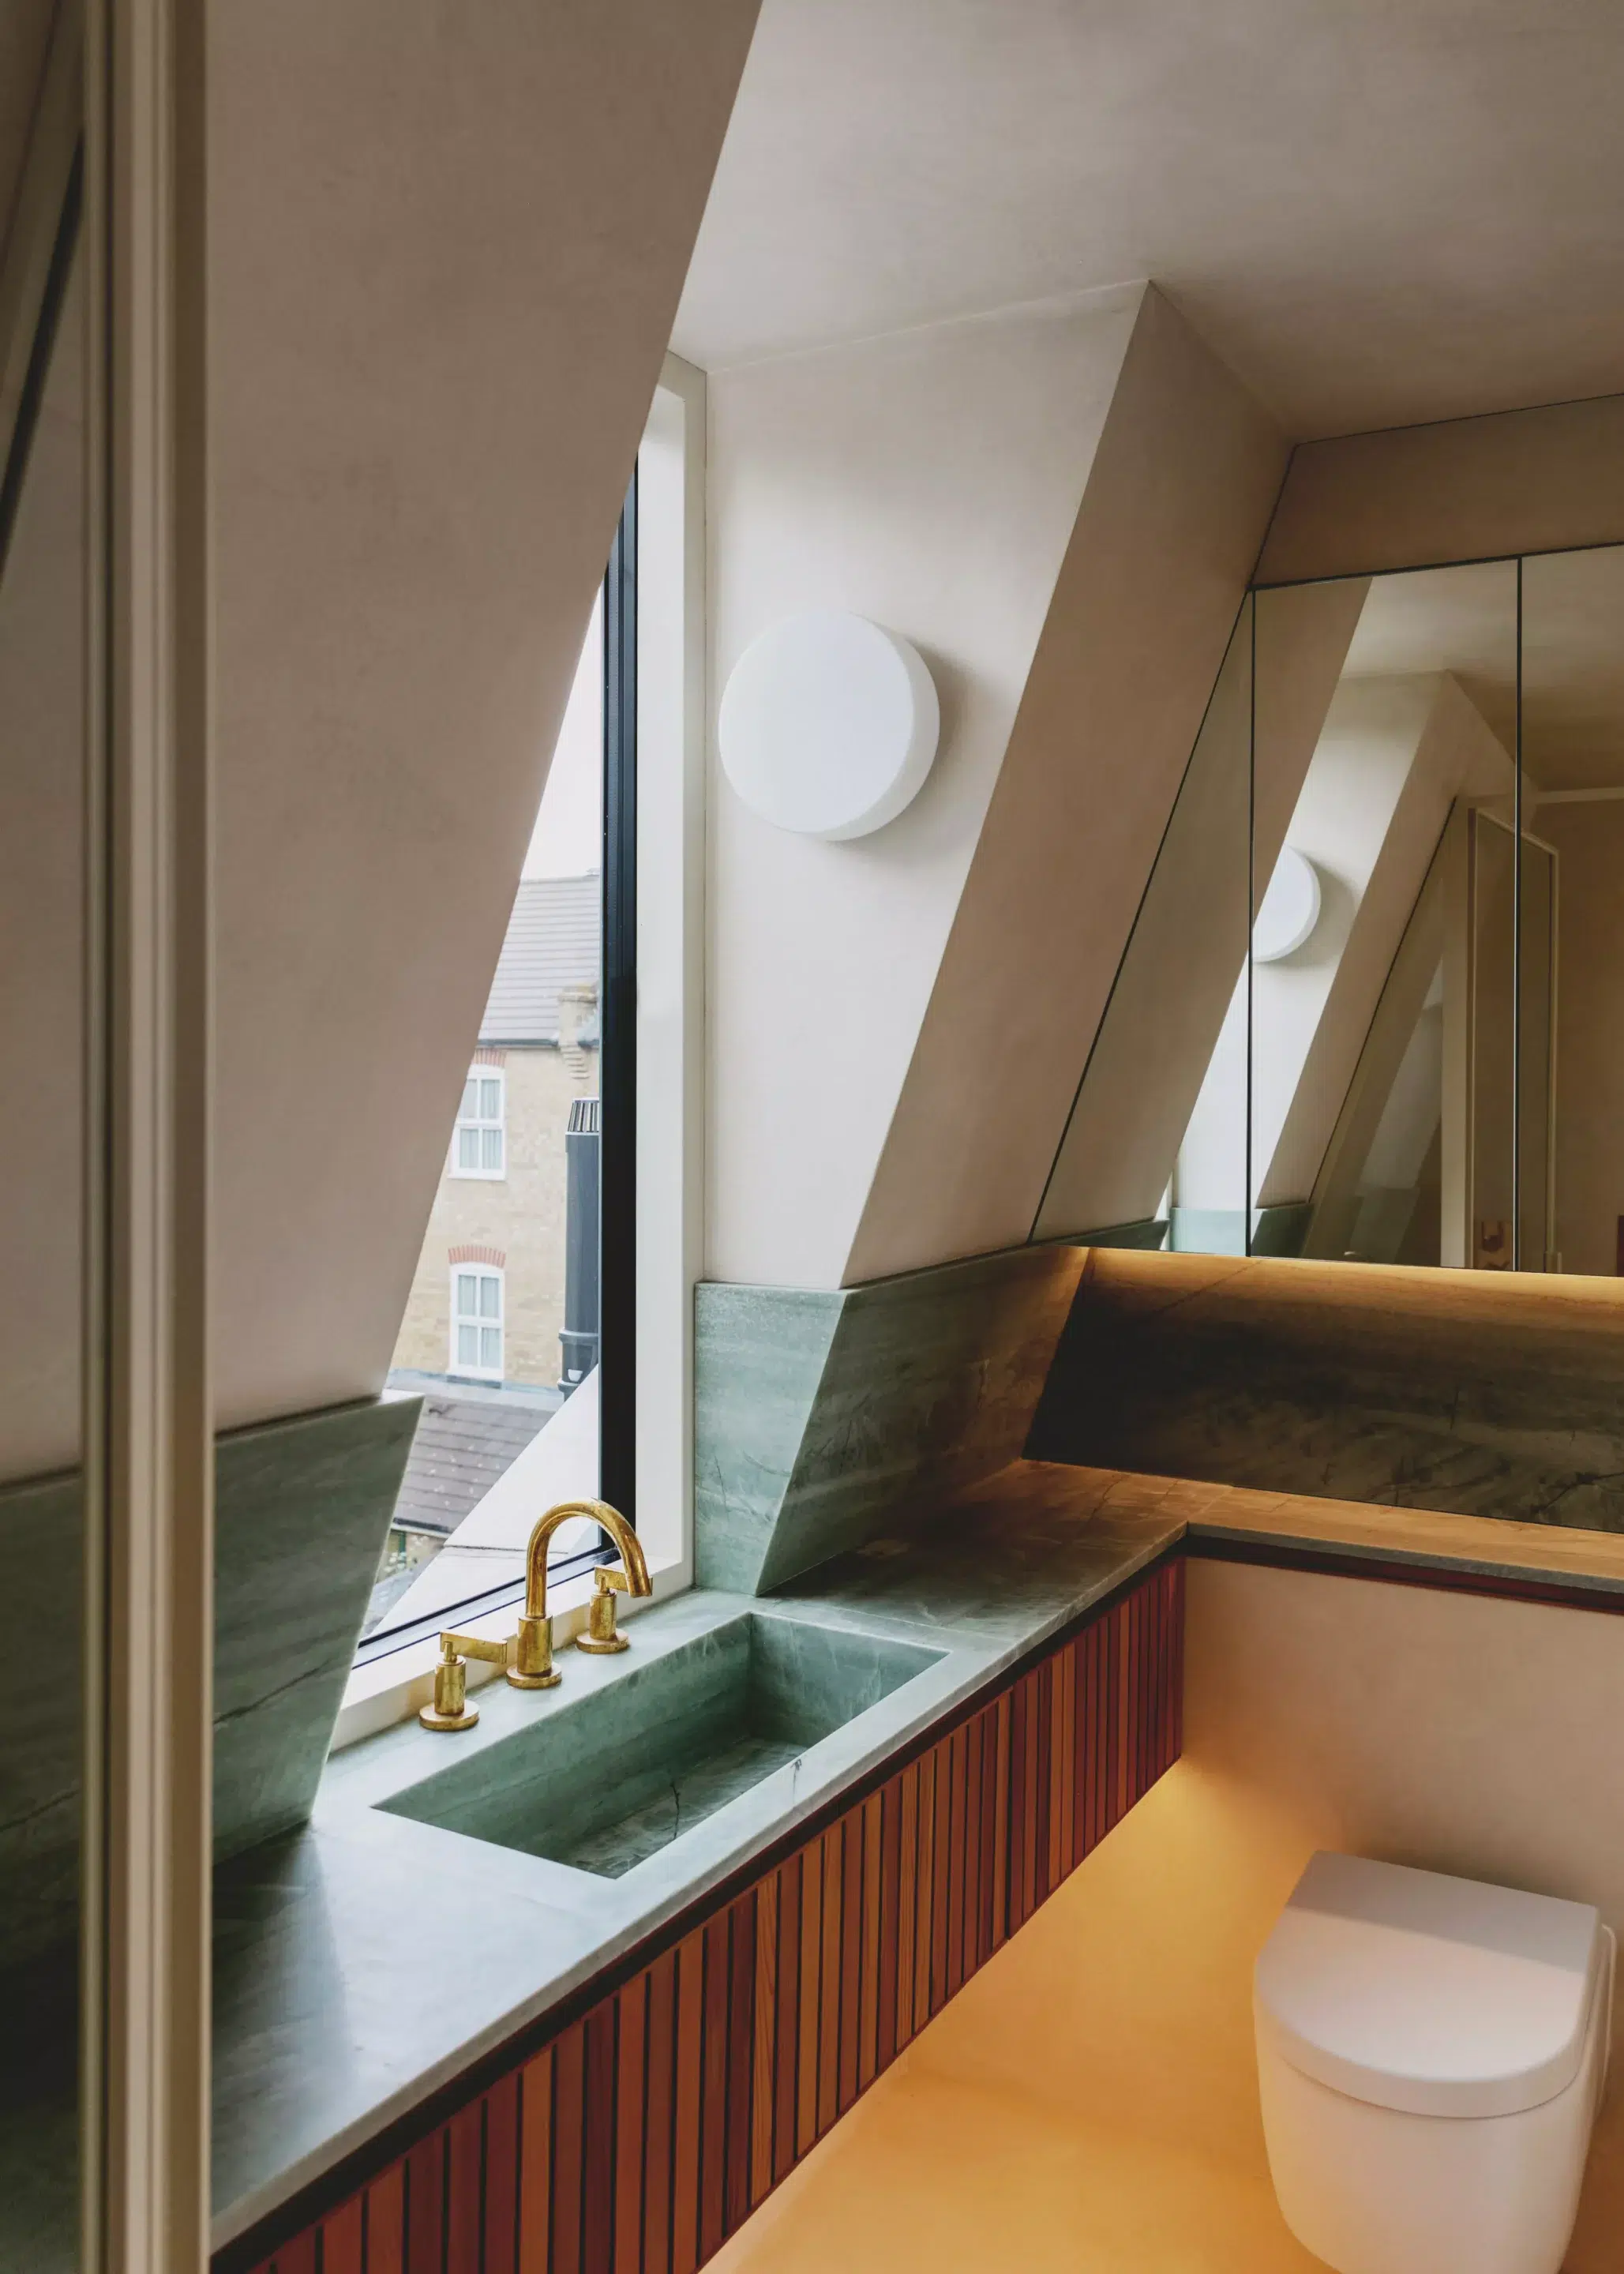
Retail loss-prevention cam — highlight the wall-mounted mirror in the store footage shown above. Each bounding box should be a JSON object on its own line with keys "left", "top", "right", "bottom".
{"left": 1041, "top": 541, "right": 1624, "bottom": 1278}
{"left": 1033, "top": 596, "right": 1252, "bottom": 1252}
{"left": 1521, "top": 546, "right": 1624, "bottom": 1276}
{"left": 1254, "top": 560, "right": 1521, "bottom": 1269}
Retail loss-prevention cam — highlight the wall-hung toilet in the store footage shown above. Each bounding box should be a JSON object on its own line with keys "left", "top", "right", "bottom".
{"left": 1255, "top": 1853, "right": 1614, "bottom": 2274}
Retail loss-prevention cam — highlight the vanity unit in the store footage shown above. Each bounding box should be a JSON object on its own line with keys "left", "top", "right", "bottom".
{"left": 28, "top": 1455, "right": 1588, "bottom": 2274}
{"left": 212, "top": 1488, "right": 1183, "bottom": 2274}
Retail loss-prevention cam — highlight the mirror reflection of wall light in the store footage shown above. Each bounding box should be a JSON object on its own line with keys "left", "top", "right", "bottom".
{"left": 718, "top": 610, "right": 940, "bottom": 840}
{"left": 1253, "top": 846, "right": 1322, "bottom": 962}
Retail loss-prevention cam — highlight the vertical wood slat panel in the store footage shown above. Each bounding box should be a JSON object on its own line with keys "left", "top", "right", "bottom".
{"left": 613, "top": 1974, "right": 647, "bottom": 2274}
{"left": 486, "top": 2070, "right": 521, "bottom": 2274}
{"left": 726, "top": 1895, "right": 756, "bottom": 2237}
{"left": 551, "top": 2021, "right": 587, "bottom": 2274}
{"left": 228, "top": 1564, "right": 1183, "bottom": 2274}
{"left": 987, "top": 1691, "right": 1000, "bottom": 1955}
{"left": 447, "top": 2100, "right": 484, "bottom": 2274}
{"left": 913, "top": 1748, "right": 935, "bottom": 2029}
{"left": 771, "top": 1857, "right": 800, "bottom": 2188}
{"left": 698, "top": 1912, "right": 731, "bottom": 2266}
{"left": 518, "top": 2045, "right": 553, "bottom": 2274}
{"left": 944, "top": 1728, "right": 966, "bottom": 2001}
{"left": 858, "top": 1792, "right": 882, "bottom": 2092}
{"left": 794, "top": 1842, "right": 821, "bottom": 2158}
{"left": 642, "top": 1950, "right": 676, "bottom": 2274}
{"left": 895, "top": 1763, "right": 918, "bottom": 2050}
{"left": 928, "top": 1737, "right": 951, "bottom": 2020}
{"left": 750, "top": 1873, "right": 778, "bottom": 2208}
{"left": 876, "top": 1781, "right": 901, "bottom": 2073}
{"left": 321, "top": 2194, "right": 365, "bottom": 2274}
{"left": 582, "top": 2000, "right": 617, "bottom": 2274}
{"left": 368, "top": 2162, "right": 406, "bottom": 2274}
{"left": 671, "top": 1929, "right": 705, "bottom": 2274}
{"left": 837, "top": 1809, "right": 863, "bottom": 2116}
{"left": 406, "top": 2132, "right": 445, "bottom": 2274}
{"left": 816, "top": 1829, "right": 842, "bottom": 2137}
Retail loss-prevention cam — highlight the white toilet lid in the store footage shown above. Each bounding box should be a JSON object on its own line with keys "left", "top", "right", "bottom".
{"left": 1255, "top": 1852, "right": 1607, "bottom": 2118}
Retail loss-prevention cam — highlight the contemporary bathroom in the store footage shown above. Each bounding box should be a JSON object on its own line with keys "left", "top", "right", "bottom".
{"left": 8, "top": 6, "right": 1624, "bottom": 2273}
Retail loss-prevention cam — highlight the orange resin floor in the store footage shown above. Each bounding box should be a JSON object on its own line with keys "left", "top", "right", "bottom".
{"left": 711, "top": 1762, "right": 1624, "bottom": 2274}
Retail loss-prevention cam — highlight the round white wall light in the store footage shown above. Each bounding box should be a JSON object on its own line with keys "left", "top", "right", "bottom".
{"left": 718, "top": 610, "right": 940, "bottom": 841}
{"left": 1253, "top": 846, "right": 1322, "bottom": 963}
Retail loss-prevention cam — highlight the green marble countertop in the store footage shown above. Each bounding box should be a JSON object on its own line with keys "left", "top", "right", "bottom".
{"left": 12, "top": 1454, "right": 1623, "bottom": 2267}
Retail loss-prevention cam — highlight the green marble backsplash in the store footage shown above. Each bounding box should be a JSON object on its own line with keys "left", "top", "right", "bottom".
{"left": 1031, "top": 1247, "right": 1624, "bottom": 1532}
{"left": 0, "top": 1391, "right": 418, "bottom": 1968}
{"left": 694, "top": 1243, "right": 1086, "bottom": 1594}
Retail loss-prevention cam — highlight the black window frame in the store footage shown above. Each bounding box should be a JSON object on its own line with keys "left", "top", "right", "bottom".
{"left": 354, "top": 474, "right": 639, "bottom": 1667}
{"left": 599, "top": 470, "right": 637, "bottom": 1516}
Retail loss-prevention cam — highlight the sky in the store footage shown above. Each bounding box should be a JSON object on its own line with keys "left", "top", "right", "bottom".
{"left": 523, "top": 591, "right": 603, "bottom": 880}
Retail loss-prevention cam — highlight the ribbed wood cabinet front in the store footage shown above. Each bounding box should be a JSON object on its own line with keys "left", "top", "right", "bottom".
{"left": 237, "top": 1558, "right": 1184, "bottom": 2274}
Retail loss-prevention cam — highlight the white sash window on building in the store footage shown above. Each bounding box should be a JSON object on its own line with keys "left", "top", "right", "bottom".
{"left": 452, "top": 1067, "right": 505, "bottom": 1176}
{"left": 451, "top": 1263, "right": 504, "bottom": 1378}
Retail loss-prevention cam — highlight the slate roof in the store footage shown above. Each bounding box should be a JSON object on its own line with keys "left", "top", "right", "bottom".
{"left": 391, "top": 1394, "right": 551, "bottom": 1539}
{"left": 480, "top": 872, "right": 600, "bottom": 1045}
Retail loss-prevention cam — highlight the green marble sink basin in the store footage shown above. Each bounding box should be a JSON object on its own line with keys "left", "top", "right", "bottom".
{"left": 378, "top": 1611, "right": 942, "bottom": 1878}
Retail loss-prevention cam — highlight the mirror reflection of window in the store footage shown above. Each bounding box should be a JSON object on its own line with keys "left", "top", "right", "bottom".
{"left": 1254, "top": 561, "right": 1520, "bottom": 1269}
{"left": 1038, "top": 542, "right": 1620, "bottom": 1278}
{"left": 1521, "top": 546, "right": 1624, "bottom": 1277}
{"left": 1032, "top": 598, "right": 1253, "bottom": 1253}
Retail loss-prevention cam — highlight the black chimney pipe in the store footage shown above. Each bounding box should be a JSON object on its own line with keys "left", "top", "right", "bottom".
{"left": 560, "top": 1096, "right": 600, "bottom": 1392}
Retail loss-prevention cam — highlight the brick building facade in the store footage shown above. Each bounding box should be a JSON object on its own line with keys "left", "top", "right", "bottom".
{"left": 392, "top": 876, "right": 599, "bottom": 1391}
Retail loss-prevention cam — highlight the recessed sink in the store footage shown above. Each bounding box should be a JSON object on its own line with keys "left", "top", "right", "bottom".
{"left": 378, "top": 1612, "right": 943, "bottom": 1879}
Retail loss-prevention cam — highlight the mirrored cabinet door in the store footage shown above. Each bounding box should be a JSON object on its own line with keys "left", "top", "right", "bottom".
{"left": 1253, "top": 561, "right": 1520, "bottom": 1269}
{"left": 1037, "top": 540, "right": 1624, "bottom": 1281}
{"left": 1521, "top": 545, "right": 1624, "bottom": 1276}
{"left": 1033, "top": 596, "right": 1252, "bottom": 1252}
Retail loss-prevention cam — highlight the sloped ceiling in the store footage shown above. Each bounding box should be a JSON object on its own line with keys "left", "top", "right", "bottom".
{"left": 675, "top": 0, "right": 1624, "bottom": 439}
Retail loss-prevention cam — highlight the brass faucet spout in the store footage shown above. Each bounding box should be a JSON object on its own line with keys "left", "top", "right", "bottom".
{"left": 508, "top": 1499, "right": 649, "bottom": 1689}
{"left": 421, "top": 1499, "right": 650, "bottom": 1724}
{"left": 524, "top": 1499, "right": 650, "bottom": 1617}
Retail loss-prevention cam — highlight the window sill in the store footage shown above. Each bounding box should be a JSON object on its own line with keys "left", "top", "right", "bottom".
{"left": 332, "top": 1551, "right": 691, "bottom": 1751}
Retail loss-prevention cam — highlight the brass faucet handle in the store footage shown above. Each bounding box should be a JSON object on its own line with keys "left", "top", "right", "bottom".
{"left": 418, "top": 1629, "right": 512, "bottom": 1732}
{"left": 443, "top": 1629, "right": 512, "bottom": 1667}
{"left": 576, "top": 1562, "right": 634, "bottom": 1656}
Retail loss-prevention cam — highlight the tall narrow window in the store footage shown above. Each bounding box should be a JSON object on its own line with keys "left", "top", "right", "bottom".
{"left": 449, "top": 1263, "right": 504, "bottom": 1380}
{"left": 368, "top": 361, "right": 702, "bottom": 1655}
{"left": 451, "top": 1065, "right": 505, "bottom": 1177}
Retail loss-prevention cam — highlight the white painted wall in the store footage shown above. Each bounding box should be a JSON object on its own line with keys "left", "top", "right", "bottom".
{"left": 706, "top": 286, "right": 1286, "bottom": 1288}
{"left": 202, "top": 0, "right": 759, "bottom": 1433}
{"left": 849, "top": 292, "right": 1286, "bottom": 1281}
{"left": 705, "top": 286, "right": 1143, "bottom": 1287}
{"left": 0, "top": 1, "right": 759, "bottom": 1483}
{"left": 1187, "top": 1559, "right": 1624, "bottom": 2006}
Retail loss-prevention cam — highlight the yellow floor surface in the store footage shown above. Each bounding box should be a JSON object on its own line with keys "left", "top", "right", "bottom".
{"left": 712, "top": 1763, "right": 1624, "bottom": 2273}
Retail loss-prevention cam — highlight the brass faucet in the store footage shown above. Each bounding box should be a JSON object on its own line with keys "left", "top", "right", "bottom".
{"left": 418, "top": 1499, "right": 651, "bottom": 1731}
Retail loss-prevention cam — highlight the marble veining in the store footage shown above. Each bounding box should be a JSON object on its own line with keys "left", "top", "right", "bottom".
{"left": 694, "top": 1242, "right": 1086, "bottom": 1594}
{"left": 0, "top": 1390, "right": 419, "bottom": 1969}
{"left": 1032, "top": 1248, "right": 1624, "bottom": 1532}
{"left": 376, "top": 1608, "right": 943, "bottom": 1878}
